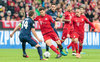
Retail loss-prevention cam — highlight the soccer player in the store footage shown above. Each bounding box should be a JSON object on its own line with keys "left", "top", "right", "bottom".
{"left": 71, "top": 8, "right": 95, "bottom": 58}
{"left": 46, "top": 4, "right": 67, "bottom": 56}
{"left": 10, "top": 10, "right": 47, "bottom": 60}
{"left": 61, "top": 5, "right": 76, "bottom": 55}
{"left": 34, "top": 7, "right": 63, "bottom": 58}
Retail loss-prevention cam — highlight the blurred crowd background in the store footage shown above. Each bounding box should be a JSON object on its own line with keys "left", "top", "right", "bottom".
{"left": 0, "top": 0, "right": 100, "bottom": 28}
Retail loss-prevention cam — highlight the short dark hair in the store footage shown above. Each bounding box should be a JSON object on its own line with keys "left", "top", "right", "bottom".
{"left": 51, "top": 3, "right": 56, "bottom": 6}
{"left": 39, "top": 7, "right": 45, "bottom": 11}
{"left": 29, "top": 10, "right": 34, "bottom": 17}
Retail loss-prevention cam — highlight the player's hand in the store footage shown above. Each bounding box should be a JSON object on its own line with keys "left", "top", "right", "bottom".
{"left": 54, "top": 25, "right": 57, "bottom": 29}
{"left": 95, "top": 29, "right": 98, "bottom": 32}
{"left": 10, "top": 33, "right": 13, "bottom": 38}
{"left": 38, "top": 39, "right": 42, "bottom": 42}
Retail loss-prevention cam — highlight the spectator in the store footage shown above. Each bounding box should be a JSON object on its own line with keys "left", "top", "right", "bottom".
{"left": 7, "top": 0, "right": 15, "bottom": 6}
{"left": 7, "top": 2, "right": 15, "bottom": 16}
{"left": 86, "top": 10, "right": 94, "bottom": 22}
{"left": 12, "top": 12, "right": 20, "bottom": 21}
{"left": 15, "top": 0, "right": 21, "bottom": 5}
{"left": 57, "top": 3, "right": 61, "bottom": 8}
{"left": 14, "top": 3, "right": 20, "bottom": 13}
{"left": 25, "top": 4, "right": 30, "bottom": 17}
{"left": 19, "top": 8, "right": 25, "bottom": 20}
{"left": 2, "top": 6, "right": 6, "bottom": 15}
{"left": 0, "top": 5, "right": 3, "bottom": 12}
{"left": 5, "top": 11, "right": 12, "bottom": 21}
{"left": 26, "top": 0, "right": 33, "bottom": 7}
{"left": 19, "top": 2, "right": 25, "bottom": 9}
{"left": 0, "top": 12, "right": 5, "bottom": 21}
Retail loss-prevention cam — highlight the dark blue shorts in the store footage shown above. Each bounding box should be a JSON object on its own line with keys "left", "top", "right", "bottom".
{"left": 19, "top": 35, "right": 38, "bottom": 46}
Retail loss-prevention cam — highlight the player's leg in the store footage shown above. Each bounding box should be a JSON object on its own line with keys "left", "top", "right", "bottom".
{"left": 46, "top": 44, "right": 49, "bottom": 51}
{"left": 27, "top": 37, "right": 47, "bottom": 60}
{"left": 70, "top": 32, "right": 80, "bottom": 58}
{"left": 71, "top": 38, "right": 78, "bottom": 54}
{"left": 79, "top": 42, "right": 83, "bottom": 54}
{"left": 61, "top": 30, "right": 69, "bottom": 54}
{"left": 22, "top": 41, "right": 29, "bottom": 58}
{"left": 55, "top": 40, "right": 67, "bottom": 56}
{"left": 78, "top": 35, "right": 84, "bottom": 58}
{"left": 45, "top": 29, "right": 59, "bottom": 52}
{"left": 45, "top": 39, "right": 62, "bottom": 58}
{"left": 51, "top": 31, "right": 67, "bottom": 56}
{"left": 19, "top": 36, "right": 29, "bottom": 58}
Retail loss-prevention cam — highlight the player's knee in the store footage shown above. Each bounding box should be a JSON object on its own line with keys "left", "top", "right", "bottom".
{"left": 61, "top": 39, "right": 65, "bottom": 42}
{"left": 35, "top": 44, "right": 40, "bottom": 48}
{"left": 56, "top": 40, "right": 61, "bottom": 45}
{"left": 79, "top": 42, "right": 83, "bottom": 46}
{"left": 45, "top": 39, "right": 52, "bottom": 47}
{"left": 72, "top": 38, "right": 78, "bottom": 43}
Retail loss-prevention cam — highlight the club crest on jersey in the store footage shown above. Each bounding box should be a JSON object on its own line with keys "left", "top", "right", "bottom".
{"left": 82, "top": 19, "right": 84, "bottom": 21}
{"left": 45, "top": 18, "right": 48, "bottom": 20}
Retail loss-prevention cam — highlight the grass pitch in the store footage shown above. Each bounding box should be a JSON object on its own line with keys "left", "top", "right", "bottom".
{"left": 0, "top": 49, "right": 100, "bottom": 62}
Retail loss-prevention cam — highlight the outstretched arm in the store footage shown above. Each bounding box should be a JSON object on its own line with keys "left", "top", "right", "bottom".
{"left": 10, "top": 23, "right": 21, "bottom": 38}
{"left": 85, "top": 17, "right": 95, "bottom": 29}
{"left": 61, "top": 16, "right": 71, "bottom": 22}
{"left": 31, "top": 28, "right": 42, "bottom": 42}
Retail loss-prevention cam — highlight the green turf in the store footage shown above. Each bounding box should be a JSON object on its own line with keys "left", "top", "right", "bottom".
{"left": 0, "top": 49, "right": 100, "bottom": 62}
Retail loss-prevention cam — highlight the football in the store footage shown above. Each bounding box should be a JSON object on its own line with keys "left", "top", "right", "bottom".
{"left": 43, "top": 51, "right": 51, "bottom": 58}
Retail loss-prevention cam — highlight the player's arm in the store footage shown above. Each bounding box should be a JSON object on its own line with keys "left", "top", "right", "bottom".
{"left": 49, "top": 15, "right": 58, "bottom": 29}
{"left": 61, "top": 16, "right": 71, "bottom": 22}
{"left": 31, "top": 28, "right": 42, "bottom": 42}
{"left": 10, "top": 23, "right": 21, "bottom": 38}
{"left": 34, "top": 16, "right": 38, "bottom": 21}
{"left": 85, "top": 17, "right": 95, "bottom": 29}
{"left": 54, "top": 21, "right": 57, "bottom": 29}
{"left": 31, "top": 21, "right": 42, "bottom": 42}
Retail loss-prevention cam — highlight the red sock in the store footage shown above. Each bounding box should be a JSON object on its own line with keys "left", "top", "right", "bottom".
{"left": 72, "top": 42, "right": 75, "bottom": 51}
{"left": 50, "top": 45, "right": 60, "bottom": 54}
{"left": 79, "top": 44, "right": 83, "bottom": 54}
{"left": 67, "top": 42, "right": 73, "bottom": 49}
{"left": 57, "top": 46, "right": 59, "bottom": 49}
{"left": 74, "top": 43, "right": 78, "bottom": 53}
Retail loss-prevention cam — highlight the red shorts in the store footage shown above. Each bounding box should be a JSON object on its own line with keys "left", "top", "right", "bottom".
{"left": 78, "top": 33, "right": 84, "bottom": 44}
{"left": 62, "top": 29, "right": 79, "bottom": 40}
{"left": 43, "top": 31, "right": 60, "bottom": 42}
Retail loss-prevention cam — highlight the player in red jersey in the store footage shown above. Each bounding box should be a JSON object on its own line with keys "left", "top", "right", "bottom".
{"left": 71, "top": 8, "right": 95, "bottom": 58}
{"left": 34, "top": 7, "right": 64, "bottom": 58}
{"left": 61, "top": 5, "right": 76, "bottom": 55}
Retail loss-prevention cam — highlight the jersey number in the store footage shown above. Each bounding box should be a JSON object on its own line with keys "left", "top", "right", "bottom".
{"left": 22, "top": 21, "right": 28, "bottom": 29}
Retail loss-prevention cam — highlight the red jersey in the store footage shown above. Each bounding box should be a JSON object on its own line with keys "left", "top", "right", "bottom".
{"left": 72, "top": 15, "right": 95, "bottom": 34}
{"left": 63, "top": 11, "right": 75, "bottom": 30}
{"left": 34, "top": 14, "right": 55, "bottom": 35}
